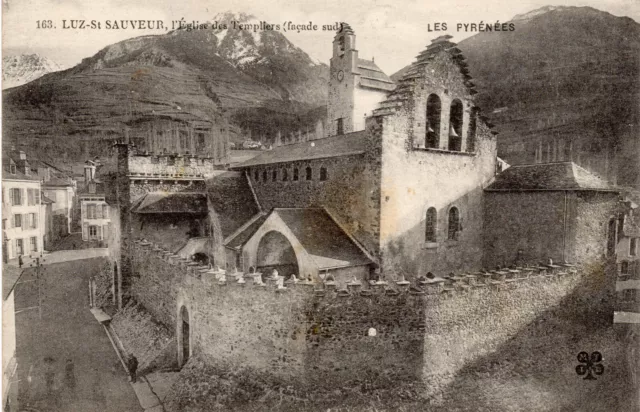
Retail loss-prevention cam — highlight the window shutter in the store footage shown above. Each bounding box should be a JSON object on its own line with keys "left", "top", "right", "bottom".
{"left": 33, "top": 213, "right": 38, "bottom": 229}
{"left": 103, "top": 205, "right": 109, "bottom": 219}
{"left": 96, "top": 205, "right": 103, "bottom": 219}
{"left": 103, "top": 224, "right": 109, "bottom": 241}
{"left": 10, "top": 240, "right": 15, "bottom": 258}
{"left": 82, "top": 223, "right": 89, "bottom": 240}
{"left": 9, "top": 188, "right": 14, "bottom": 205}
{"left": 97, "top": 225, "right": 103, "bottom": 240}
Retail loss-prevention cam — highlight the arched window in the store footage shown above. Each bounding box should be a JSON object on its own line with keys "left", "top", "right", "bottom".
{"left": 448, "top": 99, "right": 463, "bottom": 151}
{"left": 448, "top": 207, "right": 460, "bottom": 240}
{"left": 466, "top": 107, "right": 477, "bottom": 153}
{"left": 305, "top": 166, "right": 312, "bottom": 180}
{"left": 426, "top": 94, "right": 441, "bottom": 148}
{"left": 272, "top": 169, "right": 277, "bottom": 182}
{"left": 425, "top": 207, "right": 437, "bottom": 242}
{"left": 320, "top": 167, "right": 327, "bottom": 181}
{"left": 282, "top": 168, "right": 288, "bottom": 181}
{"left": 254, "top": 169, "right": 259, "bottom": 181}
{"left": 293, "top": 168, "right": 299, "bottom": 181}
{"left": 262, "top": 170, "right": 267, "bottom": 182}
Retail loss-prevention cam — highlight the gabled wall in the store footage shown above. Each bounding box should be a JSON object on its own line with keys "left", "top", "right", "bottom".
{"left": 375, "top": 50, "right": 497, "bottom": 277}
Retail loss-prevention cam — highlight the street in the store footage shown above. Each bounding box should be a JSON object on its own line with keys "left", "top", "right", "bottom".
{"left": 13, "top": 257, "right": 142, "bottom": 412}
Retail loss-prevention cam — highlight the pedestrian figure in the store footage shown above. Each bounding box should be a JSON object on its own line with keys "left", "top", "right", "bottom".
{"left": 127, "top": 355, "right": 138, "bottom": 383}
{"left": 44, "top": 356, "right": 56, "bottom": 395}
{"left": 18, "top": 255, "right": 23, "bottom": 268}
{"left": 64, "top": 359, "right": 76, "bottom": 395}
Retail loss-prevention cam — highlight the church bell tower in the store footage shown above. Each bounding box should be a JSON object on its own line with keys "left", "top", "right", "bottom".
{"left": 327, "top": 23, "right": 358, "bottom": 137}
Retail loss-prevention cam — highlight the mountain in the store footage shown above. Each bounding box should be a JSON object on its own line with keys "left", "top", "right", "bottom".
{"left": 457, "top": 6, "right": 640, "bottom": 187}
{"left": 2, "top": 12, "right": 329, "bottom": 164}
{"left": 391, "top": 6, "right": 639, "bottom": 187}
{"left": 2, "top": 53, "right": 62, "bottom": 89}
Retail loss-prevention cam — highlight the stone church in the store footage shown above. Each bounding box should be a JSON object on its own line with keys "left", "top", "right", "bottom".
{"left": 107, "top": 22, "right": 620, "bottom": 300}
{"left": 96, "top": 24, "right": 636, "bottom": 399}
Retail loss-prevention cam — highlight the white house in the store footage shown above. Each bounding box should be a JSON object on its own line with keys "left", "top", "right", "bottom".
{"left": 2, "top": 154, "right": 44, "bottom": 260}
{"left": 79, "top": 161, "right": 111, "bottom": 243}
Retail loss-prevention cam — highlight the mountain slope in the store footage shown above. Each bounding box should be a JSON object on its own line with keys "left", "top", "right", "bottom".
{"left": 2, "top": 53, "right": 62, "bottom": 89}
{"left": 2, "top": 12, "right": 329, "bottom": 163}
{"left": 391, "top": 6, "right": 640, "bottom": 186}
{"left": 457, "top": 6, "right": 640, "bottom": 186}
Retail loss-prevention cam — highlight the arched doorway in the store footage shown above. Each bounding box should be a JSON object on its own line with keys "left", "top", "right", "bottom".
{"left": 178, "top": 306, "right": 190, "bottom": 367}
{"left": 256, "top": 231, "right": 300, "bottom": 278}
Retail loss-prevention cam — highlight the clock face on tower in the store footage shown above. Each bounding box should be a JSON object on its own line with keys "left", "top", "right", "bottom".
{"left": 337, "top": 70, "right": 344, "bottom": 82}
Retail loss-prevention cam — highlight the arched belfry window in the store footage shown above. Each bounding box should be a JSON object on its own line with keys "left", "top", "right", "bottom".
{"left": 305, "top": 166, "right": 313, "bottom": 180}
{"left": 448, "top": 99, "right": 463, "bottom": 151}
{"left": 448, "top": 207, "right": 460, "bottom": 240}
{"left": 425, "top": 207, "right": 437, "bottom": 242}
{"left": 262, "top": 170, "right": 267, "bottom": 182}
{"left": 282, "top": 168, "right": 288, "bottom": 181}
{"left": 426, "top": 94, "right": 441, "bottom": 148}
{"left": 293, "top": 168, "right": 299, "bottom": 181}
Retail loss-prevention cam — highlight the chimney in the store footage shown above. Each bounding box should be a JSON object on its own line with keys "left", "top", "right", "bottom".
{"left": 84, "top": 162, "right": 96, "bottom": 182}
{"left": 38, "top": 167, "right": 51, "bottom": 182}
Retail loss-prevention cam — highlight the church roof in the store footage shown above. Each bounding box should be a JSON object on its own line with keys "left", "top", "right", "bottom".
{"left": 373, "top": 35, "right": 481, "bottom": 118}
{"left": 225, "top": 208, "right": 373, "bottom": 270}
{"left": 131, "top": 192, "right": 208, "bottom": 214}
{"left": 357, "top": 58, "right": 396, "bottom": 92}
{"left": 206, "top": 171, "right": 261, "bottom": 238}
{"left": 485, "top": 162, "right": 618, "bottom": 192}
{"left": 230, "top": 131, "right": 368, "bottom": 168}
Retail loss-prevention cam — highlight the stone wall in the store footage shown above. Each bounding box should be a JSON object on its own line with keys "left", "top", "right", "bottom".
{"left": 129, "top": 241, "right": 425, "bottom": 386}
{"left": 484, "top": 191, "right": 567, "bottom": 267}
{"left": 484, "top": 190, "right": 619, "bottom": 268}
{"left": 247, "top": 151, "right": 382, "bottom": 257}
{"left": 573, "top": 191, "right": 620, "bottom": 263}
{"left": 376, "top": 109, "right": 497, "bottom": 277}
{"left": 421, "top": 262, "right": 616, "bottom": 394}
{"left": 127, "top": 240, "right": 619, "bottom": 398}
{"left": 127, "top": 153, "right": 220, "bottom": 179}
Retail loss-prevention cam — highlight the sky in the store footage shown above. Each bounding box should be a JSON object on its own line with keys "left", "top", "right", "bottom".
{"left": 2, "top": 0, "right": 638, "bottom": 74}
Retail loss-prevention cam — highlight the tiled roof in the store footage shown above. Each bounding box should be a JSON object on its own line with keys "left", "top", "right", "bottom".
{"left": 2, "top": 168, "right": 40, "bottom": 181}
{"left": 224, "top": 212, "right": 269, "bottom": 249}
{"left": 131, "top": 192, "right": 208, "bottom": 214}
{"left": 274, "top": 208, "right": 373, "bottom": 269}
{"left": 41, "top": 192, "right": 55, "bottom": 204}
{"left": 206, "top": 171, "right": 261, "bottom": 238}
{"left": 373, "top": 35, "right": 480, "bottom": 118}
{"left": 357, "top": 58, "right": 396, "bottom": 92}
{"left": 225, "top": 208, "right": 373, "bottom": 269}
{"left": 230, "top": 131, "right": 368, "bottom": 168}
{"left": 42, "top": 176, "right": 74, "bottom": 187}
{"left": 485, "top": 162, "right": 618, "bottom": 192}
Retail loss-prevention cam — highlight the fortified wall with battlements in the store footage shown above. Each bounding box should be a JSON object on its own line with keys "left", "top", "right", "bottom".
{"left": 129, "top": 239, "right": 619, "bottom": 395}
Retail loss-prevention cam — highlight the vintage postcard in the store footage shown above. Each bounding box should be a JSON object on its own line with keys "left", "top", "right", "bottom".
{"left": 1, "top": 0, "right": 639, "bottom": 411}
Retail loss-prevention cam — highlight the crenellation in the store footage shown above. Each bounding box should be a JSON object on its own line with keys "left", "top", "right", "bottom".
{"left": 136, "top": 239, "right": 590, "bottom": 303}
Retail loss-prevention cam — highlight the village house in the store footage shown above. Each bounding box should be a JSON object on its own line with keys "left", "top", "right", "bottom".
{"left": 79, "top": 160, "right": 111, "bottom": 245}
{"left": 2, "top": 152, "right": 44, "bottom": 261}
{"left": 32, "top": 159, "right": 77, "bottom": 241}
